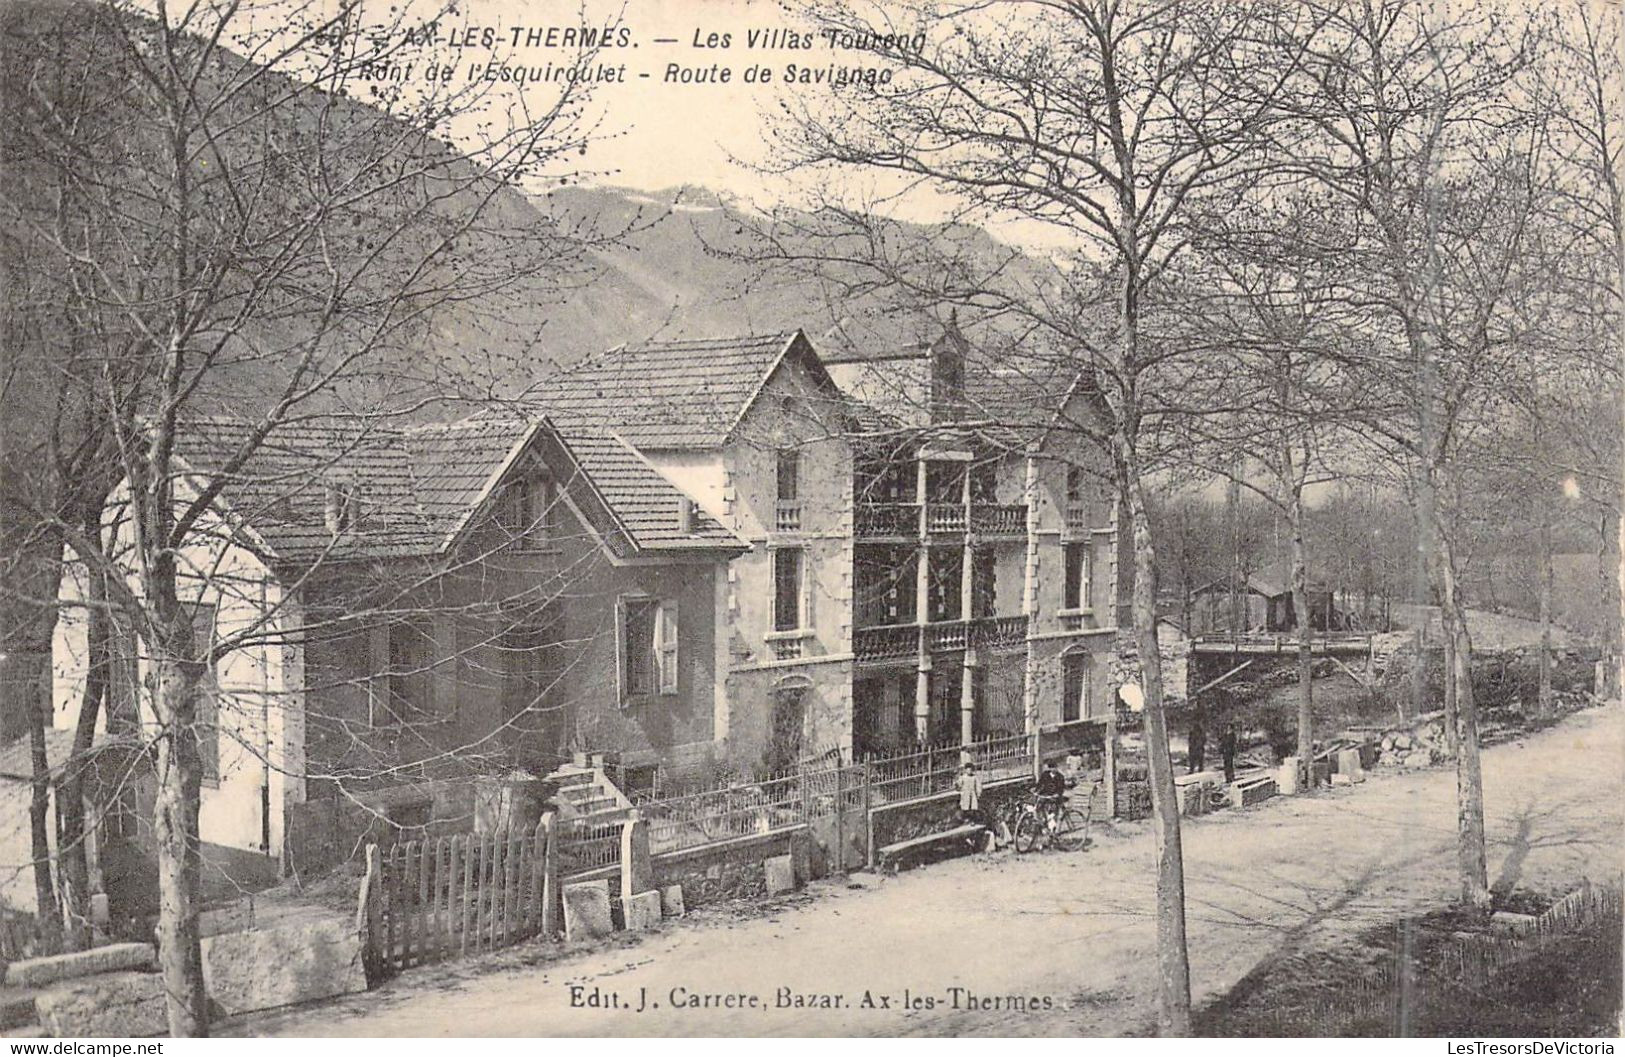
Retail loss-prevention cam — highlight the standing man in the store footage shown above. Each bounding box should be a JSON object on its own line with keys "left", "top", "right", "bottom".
{"left": 1187, "top": 709, "right": 1207, "bottom": 774}
{"left": 1220, "top": 720, "right": 1239, "bottom": 784}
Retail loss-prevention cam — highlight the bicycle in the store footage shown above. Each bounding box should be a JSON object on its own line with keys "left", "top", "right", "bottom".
{"left": 1006, "top": 782, "right": 1097, "bottom": 853}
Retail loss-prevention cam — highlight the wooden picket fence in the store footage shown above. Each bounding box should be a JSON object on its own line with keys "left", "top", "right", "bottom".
{"left": 358, "top": 815, "right": 558, "bottom": 977}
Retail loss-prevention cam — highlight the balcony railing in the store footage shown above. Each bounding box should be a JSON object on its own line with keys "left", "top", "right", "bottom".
{"left": 971, "top": 503, "right": 1026, "bottom": 537}
{"left": 925, "top": 619, "right": 970, "bottom": 652}
{"left": 774, "top": 500, "right": 802, "bottom": 532}
{"left": 853, "top": 624, "right": 919, "bottom": 663}
{"left": 1065, "top": 502, "right": 1089, "bottom": 531}
{"left": 925, "top": 503, "right": 967, "bottom": 533}
{"left": 973, "top": 615, "right": 1029, "bottom": 650}
{"left": 854, "top": 502, "right": 920, "bottom": 539}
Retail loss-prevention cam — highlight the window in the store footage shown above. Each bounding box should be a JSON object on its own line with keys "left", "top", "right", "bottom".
{"left": 189, "top": 603, "right": 220, "bottom": 786}
{"left": 496, "top": 470, "right": 557, "bottom": 549}
{"left": 773, "top": 548, "right": 803, "bottom": 632}
{"left": 379, "top": 617, "right": 435, "bottom": 726}
{"left": 618, "top": 598, "right": 679, "bottom": 703}
{"left": 1065, "top": 466, "right": 1085, "bottom": 505}
{"left": 970, "top": 460, "right": 998, "bottom": 504}
{"left": 972, "top": 548, "right": 997, "bottom": 619}
{"left": 776, "top": 450, "right": 800, "bottom": 502}
{"left": 1063, "top": 542, "right": 1090, "bottom": 611}
{"left": 1062, "top": 652, "right": 1091, "bottom": 723}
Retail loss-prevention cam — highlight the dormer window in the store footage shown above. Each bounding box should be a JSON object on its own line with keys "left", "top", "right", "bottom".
{"left": 324, "top": 481, "right": 362, "bottom": 536}
{"left": 496, "top": 468, "right": 557, "bottom": 549}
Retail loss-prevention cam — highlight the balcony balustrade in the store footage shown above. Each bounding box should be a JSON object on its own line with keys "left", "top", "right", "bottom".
{"left": 774, "top": 500, "right": 803, "bottom": 532}
{"left": 925, "top": 503, "right": 967, "bottom": 533}
{"left": 972, "top": 614, "right": 1029, "bottom": 650}
{"left": 970, "top": 503, "right": 1026, "bottom": 537}
{"left": 853, "top": 623, "right": 919, "bottom": 663}
{"left": 1065, "top": 503, "right": 1089, "bottom": 531}
{"left": 925, "top": 619, "right": 970, "bottom": 652}
{"left": 854, "top": 502, "right": 920, "bottom": 539}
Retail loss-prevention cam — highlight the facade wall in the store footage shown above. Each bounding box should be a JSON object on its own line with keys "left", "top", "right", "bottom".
{"left": 300, "top": 500, "right": 728, "bottom": 793}
{"left": 51, "top": 495, "right": 300, "bottom": 863}
{"left": 647, "top": 354, "right": 858, "bottom": 773}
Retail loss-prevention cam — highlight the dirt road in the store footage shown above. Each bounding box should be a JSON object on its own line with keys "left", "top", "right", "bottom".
{"left": 238, "top": 705, "right": 1622, "bottom": 1037}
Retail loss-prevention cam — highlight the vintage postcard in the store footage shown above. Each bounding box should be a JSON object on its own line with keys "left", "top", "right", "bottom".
{"left": 0, "top": 0, "right": 1620, "bottom": 1041}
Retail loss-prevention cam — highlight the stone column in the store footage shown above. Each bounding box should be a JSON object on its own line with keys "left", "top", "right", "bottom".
{"left": 915, "top": 653, "right": 932, "bottom": 744}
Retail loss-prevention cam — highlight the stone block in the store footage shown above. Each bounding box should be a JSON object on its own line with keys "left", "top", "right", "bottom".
{"left": 622, "top": 890, "right": 662, "bottom": 932}
{"left": 1336, "top": 748, "right": 1364, "bottom": 781}
{"left": 34, "top": 971, "right": 167, "bottom": 1038}
{"left": 201, "top": 916, "right": 366, "bottom": 1017}
{"left": 1277, "top": 758, "right": 1300, "bottom": 796}
{"left": 200, "top": 899, "right": 254, "bottom": 938}
{"left": 562, "top": 878, "right": 614, "bottom": 941}
{"left": 764, "top": 853, "right": 796, "bottom": 896}
{"left": 659, "top": 885, "right": 685, "bottom": 918}
{"left": 1330, "top": 772, "right": 1353, "bottom": 786}
{"left": 4, "top": 942, "right": 155, "bottom": 989}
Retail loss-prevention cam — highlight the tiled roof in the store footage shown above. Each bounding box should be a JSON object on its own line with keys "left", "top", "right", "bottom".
{"left": 170, "top": 414, "right": 741, "bottom": 564}
{"left": 539, "top": 332, "right": 801, "bottom": 449}
{"left": 172, "top": 417, "right": 446, "bottom": 561}
{"left": 556, "top": 428, "right": 738, "bottom": 549}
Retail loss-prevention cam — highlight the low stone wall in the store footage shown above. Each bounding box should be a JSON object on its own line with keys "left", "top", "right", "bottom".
{"left": 866, "top": 779, "right": 1028, "bottom": 852}
{"left": 650, "top": 828, "right": 808, "bottom": 910}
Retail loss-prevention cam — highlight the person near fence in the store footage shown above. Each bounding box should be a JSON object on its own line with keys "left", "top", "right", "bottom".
{"left": 1220, "top": 720, "right": 1239, "bottom": 784}
{"left": 956, "top": 760, "right": 989, "bottom": 823}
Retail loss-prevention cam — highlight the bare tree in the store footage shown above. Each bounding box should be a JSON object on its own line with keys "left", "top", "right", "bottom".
{"left": 741, "top": 0, "right": 1328, "bottom": 1032}
{"left": 1, "top": 0, "right": 621, "bottom": 1032}
{"left": 1260, "top": 0, "right": 1549, "bottom": 907}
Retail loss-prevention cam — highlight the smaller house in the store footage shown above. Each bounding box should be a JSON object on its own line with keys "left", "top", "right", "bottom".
{"left": 50, "top": 413, "right": 746, "bottom": 900}
{"left": 1190, "top": 564, "right": 1344, "bottom": 636}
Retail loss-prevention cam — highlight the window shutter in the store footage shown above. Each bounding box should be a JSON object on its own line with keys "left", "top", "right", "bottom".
{"left": 657, "top": 601, "right": 679, "bottom": 695}
{"left": 614, "top": 596, "right": 629, "bottom": 706}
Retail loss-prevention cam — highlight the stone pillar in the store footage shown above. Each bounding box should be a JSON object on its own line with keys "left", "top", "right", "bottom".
{"left": 915, "top": 654, "right": 932, "bottom": 743}
{"left": 1104, "top": 713, "right": 1119, "bottom": 816}
{"left": 960, "top": 651, "right": 978, "bottom": 747}
{"left": 1022, "top": 455, "right": 1042, "bottom": 736}
{"left": 620, "top": 811, "right": 653, "bottom": 896}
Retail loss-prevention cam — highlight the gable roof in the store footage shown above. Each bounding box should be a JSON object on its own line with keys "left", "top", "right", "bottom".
{"left": 536, "top": 330, "right": 847, "bottom": 450}
{"left": 170, "top": 414, "right": 742, "bottom": 565}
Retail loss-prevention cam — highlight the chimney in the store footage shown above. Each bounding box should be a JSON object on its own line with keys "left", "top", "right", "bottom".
{"left": 676, "top": 497, "right": 695, "bottom": 534}
{"left": 929, "top": 309, "right": 967, "bottom": 424}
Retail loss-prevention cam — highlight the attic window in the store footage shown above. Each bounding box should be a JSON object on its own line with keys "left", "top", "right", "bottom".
{"left": 497, "top": 470, "right": 557, "bottom": 550}
{"left": 324, "top": 482, "right": 362, "bottom": 536}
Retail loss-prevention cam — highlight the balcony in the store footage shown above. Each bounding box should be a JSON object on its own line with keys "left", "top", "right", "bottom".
{"left": 925, "top": 619, "right": 970, "bottom": 652}
{"left": 774, "top": 500, "right": 802, "bottom": 533}
{"left": 854, "top": 502, "right": 919, "bottom": 539}
{"left": 973, "top": 615, "right": 1029, "bottom": 650}
{"left": 1065, "top": 502, "right": 1089, "bottom": 532}
{"left": 853, "top": 624, "right": 919, "bottom": 664}
{"left": 925, "top": 503, "right": 967, "bottom": 534}
{"left": 970, "top": 503, "right": 1026, "bottom": 538}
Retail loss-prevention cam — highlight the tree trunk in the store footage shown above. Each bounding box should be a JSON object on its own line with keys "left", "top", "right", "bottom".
{"left": 58, "top": 554, "right": 109, "bottom": 952}
{"left": 24, "top": 653, "right": 60, "bottom": 939}
{"left": 1288, "top": 492, "right": 1314, "bottom": 788}
{"left": 1442, "top": 627, "right": 1458, "bottom": 756}
{"left": 153, "top": 637, "right": 208, "bottom": 1036}
{"left": 1118, "top": 439, "right": 1192, "bottom": 1036}
{"left": 1435, "top": 530, "right": 1489, "bottom": 908}
{"left": 1537, "top": 494, "right": 1553, "bottom": 720}
{"left": 1597, "top": 511, "right": 1622, "bottom": 701}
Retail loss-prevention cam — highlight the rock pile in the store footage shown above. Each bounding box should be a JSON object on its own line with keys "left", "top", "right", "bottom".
{"left": 1374, "top": 716, "right": 1450, "bottom": 769}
